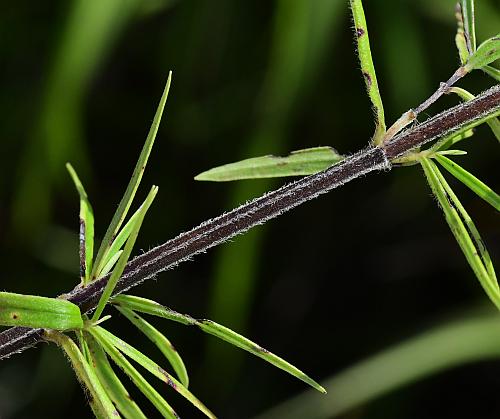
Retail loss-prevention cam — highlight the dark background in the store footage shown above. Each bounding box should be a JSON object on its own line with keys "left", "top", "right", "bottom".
{"left": 0, "top": 0, "right": 499, "bottom": 418}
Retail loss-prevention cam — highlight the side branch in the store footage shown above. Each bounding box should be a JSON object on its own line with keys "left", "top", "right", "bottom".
{"left": 0, "top": 84, "right": 499, "bottom": 360}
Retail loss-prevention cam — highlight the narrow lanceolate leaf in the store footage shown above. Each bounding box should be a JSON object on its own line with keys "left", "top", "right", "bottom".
{"left": 197, "top": 320, "right": 326, "bottom": 394}
{"left": 112, "top": 295, "right": 326, "bottom": 394}
{"left": 92, "top": 186, "right": 158, "bottom": 322}
{"left": 194, "top": 147, "right": 343, "bottom": 182}
{"left": 349, "top": 0, "right": 386, "bottom": 145}
{"left": 99, "top": 250, "right": 123, "bottom": 278}
{"left": 0, "top": 292, "right": 83, "bottom": 330}
{"left": 420, "top": 158, "right": 500, "bottom": 309}
{"left": 431, "top": 128, "right": 475, "bottom": 152}
{"left": 431, "top": 161, "right": 497, "bottom": 286}
{"left": 461, "top": 0, "right": 476, "bottom": 54}
{"left": 96, "top": 204, "right": 143, "bottom": 279}
{"left": 112, "top": 295, "right": 195, "bottom": 325}
{"left": 86, "top": 333, "right": 147, "bottom": 419}
{"left": 91, "top": 73, "right": 172, "bottom": 281}
{"left": 448, "top": 87, "right": 500, "bottom": 142}
{"left": 78, "top": 335, "right": 115, "bottom": 419}
{"left": 90, "top": 326, "right": 215, "bottom": 419}
{"left": 455, "top": 3, "right": 469, "bottom": 65}
{"left": 116, "top": 306, "right": 189, "bottom": 388}
{"left": 88, "top": 328, "right": 178, "bottom": 419}
{"left": 464, "top": 34, "right": 500, "bottom": 72}
{"left": 66, "top": 163, "right": 94, "bottom": 285}
{"left": 434, "top": 155, "right": 500, "bottom": 212}
{"left": 43, "top": 330, "right": 119, "bottom": 418}
{"left": 483, "top": 65, "right": 500, "bottom": 82}
{"left": 435, "top": 150, "right": 467, "bottom": 156}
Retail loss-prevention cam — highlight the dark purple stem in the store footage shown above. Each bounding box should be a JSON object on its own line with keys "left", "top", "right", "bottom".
{"left": 0, "top": 84, "right": 499, "bottom": 360}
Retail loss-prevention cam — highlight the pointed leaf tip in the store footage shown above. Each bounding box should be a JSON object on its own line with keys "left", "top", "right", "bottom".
{"left": 195, "top": 146, "right": 343, "bottom": 182}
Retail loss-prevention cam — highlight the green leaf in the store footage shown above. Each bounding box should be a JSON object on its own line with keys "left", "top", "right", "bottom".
{"left": 349, "top": 0, "right": 386, "bottom": 145}
{"left": 91, "top": 73, "right": 171, "bottom": 281}
{"left": 90, "top": 326, "right": 215, "bottom": 418}
{"left": 448, "top": 87, "right": 500, "bottom": 143}
{"left": 92, "top": 185, "right": 158, "bottom": 322}
{"left": 420, "top": 158, "right": 499, "bottom": 309}
{"left": 112, "top": 295, "right": 195, "bottom": 325}
{"left": 197, "top": 319, "right": 326, "bottom": 394}
{"left": 115, "top": 305, "right": 189, "bottom": 388}
{"left": 96, "top": 203, "right": 144, "bottom": 279}
{"left": 436, "top": 150, "right": 467, "bottom": 156}
{"left": 434, "top": 154, "right": 500, "bottom": 211}
{"left": 44, "top": 330, "right": 119, "bottom": 418}
{"left": 87, "top": 328, "right": 179, "bottom": 419}
{"left": 195, "top": 146, "right": 343, "bottom": 182}
{"left": 0, "top": 292, "right": 83, "bottom": 330}
{"left": 66, "top": 163, "right": 95, "bottom": 285}
{"left": 483, "top": 65, "right": 500, "bottom": 82}
{"left": 455, "top": 3, "right": 469, "bottom": 65}
{"left": 431, "top": 128, "right": 475, "bottom": 152}
{"left": 112, "top": 294, "right": 327, "bottom": 394}
{"left": 461, "top": 0, "right": 476, "bottom": 53}
{"left": 99, "top": 250, "right": 123, "bottom": 278}
{"left": 86, "top": 333, "right": 148, "bottom": 419}
{"left": 464, "top": 33, "right": 500, "bottom": 72}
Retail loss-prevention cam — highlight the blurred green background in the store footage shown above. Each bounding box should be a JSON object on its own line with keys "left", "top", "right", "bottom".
{"left": 0, "top": 0, "right": 499, "bottom": 417}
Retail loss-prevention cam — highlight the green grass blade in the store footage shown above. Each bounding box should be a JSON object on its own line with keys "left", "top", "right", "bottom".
{"left": 461, "top": 0, "right": 476, "bottom": 53}
{"left": 483, "top": 65, "right": 500, "bottom": 81}
{"left": 91, "top": 326, "right": 215, "bottom": 418}
{"left": 115, "top": 306, "right": 189, "bottom": 388}
{"left": 112, "top": 295, "right": 326, "bottom": 393}
{"left": 66, "top": 163, "right": 95, "bottom": 285}
{"left": 12, "top": 0, "right": 140, "bottom": 242}
{"left": 434, "top": 154, "right": 500, "bottom": 211}
{"left": 420, "top": 158, "right": 500, "bottom": 308}
{"left": 95, "top": 200, "right": 145, "bottom": 279}
{"left": 92, "top": 186, "right": 158, "bottom": 322}
{"left": 88, "top": 327, "right": 178, "bottom": 419}
{"left": 194, "top": 146, "right": 343, "bottom": 182}
{"left": 349, "top": 0, "right": 386, "bottom": 145}
{"left": 85, "top": 333, "right": 148, "bottom": 419}
{"left": 464, "top": 33, "right": 500, "bottom": 72}
{"left": 448, "top": 86, "right": 500, "bottom": 142}
{"left": 91, "top": 73, "right": 171, "bottom": 281}
{"left": 43, "top": 330, "right": 119, "bottom": 418}
{"left": 0, "top": 292, "right": 83, "bottom": 330}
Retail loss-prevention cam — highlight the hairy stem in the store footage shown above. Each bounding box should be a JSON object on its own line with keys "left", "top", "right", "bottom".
{"left": 0, "top": 84, "right": 499, "bottom": 361}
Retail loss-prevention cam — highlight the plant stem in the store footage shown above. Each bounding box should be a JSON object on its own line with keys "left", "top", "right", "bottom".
{"left": 0, "top": 84, "right": 499, "bottom": 361}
